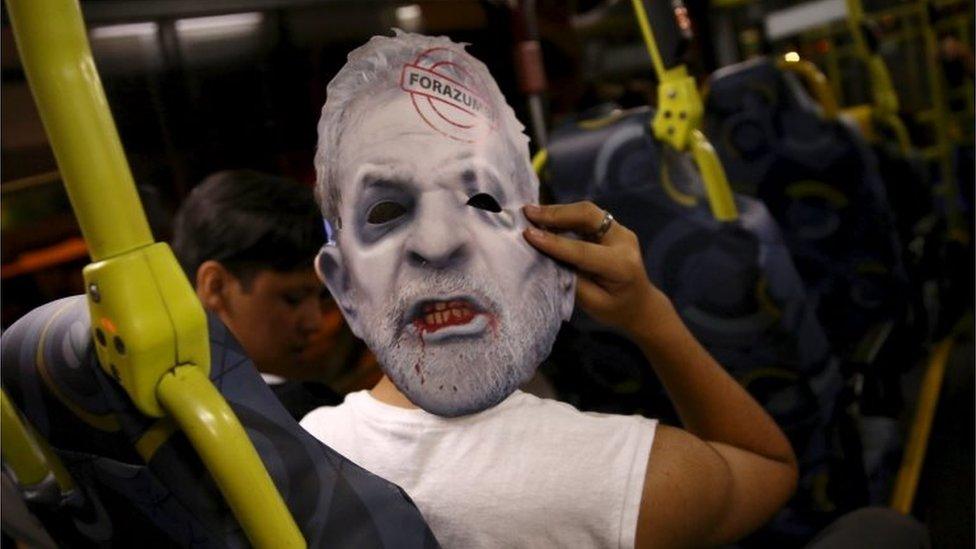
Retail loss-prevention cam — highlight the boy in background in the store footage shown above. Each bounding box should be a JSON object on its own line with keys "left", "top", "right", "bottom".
{"left": 172, "top": 169, "right": 378, "bottom": 418}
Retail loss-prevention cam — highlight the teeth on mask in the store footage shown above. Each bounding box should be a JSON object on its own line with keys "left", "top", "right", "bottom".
{"left": 417, "top": 301, "right": 479, "bottom": 328}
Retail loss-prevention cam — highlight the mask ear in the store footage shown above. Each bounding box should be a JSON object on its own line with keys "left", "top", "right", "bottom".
{"left": 557, "top": 265, "right": 576, "bottom": 321}
{"left": 315, "top": 245, "right": 363, "bottom": 337}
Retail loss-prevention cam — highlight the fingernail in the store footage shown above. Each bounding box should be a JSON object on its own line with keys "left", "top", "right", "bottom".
{"left": 523, "top": 204, "right": 542, "bottom": 215}
{"left": 525, "top": 226, "right": 546, "bottom": 239}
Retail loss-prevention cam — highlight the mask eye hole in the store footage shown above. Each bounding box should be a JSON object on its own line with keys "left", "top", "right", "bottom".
{"left": 466, "top": 193, "right": 502, "bottom": 213}
{"left": 366, "top": 201, "right": 407, "bottom": 224}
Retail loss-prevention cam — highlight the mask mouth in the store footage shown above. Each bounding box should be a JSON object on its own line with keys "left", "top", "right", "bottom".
{"left": 405, "top": 296, "right": 493, "bottom": 343}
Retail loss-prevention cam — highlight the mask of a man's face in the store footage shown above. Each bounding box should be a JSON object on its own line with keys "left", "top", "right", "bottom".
{"left": 317, "top": 41, "right": 574, "bottom": 417}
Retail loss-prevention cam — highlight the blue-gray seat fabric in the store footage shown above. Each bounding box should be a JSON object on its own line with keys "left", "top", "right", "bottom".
{"left": 542, "top": 106, "right": 852, "bottom": 543}
{"left": 1, "top": 295, "right": 439, "bottom": 548}
{"left": 702, "top": 58, "right": 909, "bottom": 355}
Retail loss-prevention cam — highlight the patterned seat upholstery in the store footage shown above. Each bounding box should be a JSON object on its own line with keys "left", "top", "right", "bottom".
{"left": 702, "top": 58, "right": 909, "bottom": 355}
{"left": 1, "top": 295, "right": 439, "bottom": 548}
{"left": 542, "top": 106, "right": 852, "bottom": 543}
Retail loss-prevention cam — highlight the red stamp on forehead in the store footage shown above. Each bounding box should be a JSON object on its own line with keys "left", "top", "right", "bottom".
{"left": 399, "top": 47, "right": 498, "bottom": 142}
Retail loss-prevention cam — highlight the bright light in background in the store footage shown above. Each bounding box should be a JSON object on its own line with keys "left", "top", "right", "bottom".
{"left": 784, "top": 51, "right": 800, "bottom": 62}
{"left": 90, "top": 22, "right": 159, "bottom": 40}
{"left": 396, "top": 4, "right": 424, "bottom": 32}
{"left": 765, "top": 0, "right": 846, "bottom": 40}
{"left": 88, "top": 21, "right": 163, "bottom": 73}
{"left": 175, "top": 12, "right": 263, "bottom": 39}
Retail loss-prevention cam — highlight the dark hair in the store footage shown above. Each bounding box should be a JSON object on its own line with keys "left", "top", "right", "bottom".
{"left": 172, "top": 170, "right": 323, "bottom": 286}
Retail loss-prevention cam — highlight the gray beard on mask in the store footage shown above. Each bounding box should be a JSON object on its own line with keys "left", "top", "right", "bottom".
{"left": 353, "top": 261, "right": 564, "bottom": 417}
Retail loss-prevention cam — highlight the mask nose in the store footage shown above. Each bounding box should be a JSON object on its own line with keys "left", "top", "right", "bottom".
{"left": 405, "top": 194, "right": 470, "bottom": 270}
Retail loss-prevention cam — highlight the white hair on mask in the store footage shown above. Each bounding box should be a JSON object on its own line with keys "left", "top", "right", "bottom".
{"left": 314, "top": 29, "right": 535, "bottom": 226}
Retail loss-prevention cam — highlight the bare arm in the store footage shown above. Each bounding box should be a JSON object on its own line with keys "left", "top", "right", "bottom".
{"left": 523, "top": 202, "right": 797, "bottom": 547}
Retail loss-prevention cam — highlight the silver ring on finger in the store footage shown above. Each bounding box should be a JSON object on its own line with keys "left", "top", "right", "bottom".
{"left": 586, "top": 210, "right": 614, "bottom": 242}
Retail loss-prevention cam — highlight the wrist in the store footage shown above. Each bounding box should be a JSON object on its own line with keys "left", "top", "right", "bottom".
{"left": 625, "top": 285, "right": 677, "bottom": 346}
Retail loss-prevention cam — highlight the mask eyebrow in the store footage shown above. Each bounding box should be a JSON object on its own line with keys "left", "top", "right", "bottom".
{"left": 440, "top": 157, "right": 507, "bottom": 201}
{"left": 353, "top": 163, "right": 416, "bottom": 193}
{"left": 362, "top": 175, "right": 413, "bottom": 193}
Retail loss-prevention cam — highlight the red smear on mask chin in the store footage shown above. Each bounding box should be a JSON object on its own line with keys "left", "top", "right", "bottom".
{"left": 414, "top": 334, "right": 426, "bottom": 384}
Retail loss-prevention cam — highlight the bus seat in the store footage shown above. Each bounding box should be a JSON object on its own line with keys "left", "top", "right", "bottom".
{"left": 702, "top": 58, "right": 910, "bottom": 357}
{"left": 541, "top": 106, "right": 858, "bottom": 543}
{"left": 1, "top": 295, "right": 439, "bottom": 548}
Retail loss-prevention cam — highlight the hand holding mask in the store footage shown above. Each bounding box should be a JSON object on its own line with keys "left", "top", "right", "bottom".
{"left": 523, "top": 202, "right": 667, "bottom": 340}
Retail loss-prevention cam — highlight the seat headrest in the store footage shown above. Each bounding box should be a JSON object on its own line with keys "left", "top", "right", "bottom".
{"left": 705, "top": 57, "right": 825, "bottom": 120}
{"left": 547, "top": 106, "right": 708, "bottom": 208}
{"left": 1, "top": 295, "right": 438, "bottom": 547}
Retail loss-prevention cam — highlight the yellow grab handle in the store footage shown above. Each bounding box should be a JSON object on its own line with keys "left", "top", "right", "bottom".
{"left": 531, "top": 133, "right": 738, "bottom": 222}
{"left": 1, "top": 390, "right": 76, "bottom": 497}
{"left": 157, "top": 366, "right": 305, "bottom": 548}
{"left": 629, "top": 0, "right": 704, "bottom": 152}
{"left": 630, "top": 0, "right": 667, "bottom": 79}
{"left": 777, "top": 57, "right": 840, "bottom": 120}
{"left": 6, "top": 1, "right": 305, "bottom": 546}
{"left": 842, "top": 105, "right": 879, "bottom": 142}
{"left": 2, "top": 390, "right": 54, "bottom": 487}
{"left": 889, "top": 334, "right": 958, "bottom": 514}
{"left": 690, "top": 130, "right": 739, "bottom": 221}
{"left": 844, "top": 0, "right": 904, "bottom": 132}
{"left": 532, "top": 149, "right": 549, "bottom": 175}
{"left": 841, "top": 106, "right": 912, "bottom": 155}
{"left": 877, "top": 113, "right": 912, "bottom": 155}
{"left": 627, "top": 0, "right": 737, "bottom": 223}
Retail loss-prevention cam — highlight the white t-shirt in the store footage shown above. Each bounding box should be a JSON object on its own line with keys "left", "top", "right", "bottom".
{"left": 301, "top": 390, "right": 657, "bottom": 548}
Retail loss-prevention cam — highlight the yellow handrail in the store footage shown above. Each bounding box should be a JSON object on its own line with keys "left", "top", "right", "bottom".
{"left": 630, "top": 0, "right": 667, "bottom": 79}
{"left": 532, "top": 132, "right": 738, "bottom": 222}
{"left": 4, "top": 1, "right": 304, "bottom": 546}
{"left": 889, "top": 334, "right": 957, "bottom": 513}
{"left": 689, "top": 130, "right": 738, "bottom": 222}
{"left": 630, "top": 0, "right": 702, "bottom": 151}
{"left": 843, "top": 0, "right": 912, "bottom": 154}
{"left": 777, "top": 57, "right": 840, "bottom": 120}
{"left": 919, "top": 2, "right": 963, "bottom": 232}
{"left": 1, "top": 390, "right": 76, "bottom": 496}
{"left": 532, "top": 149, "right": 549, "bottom": 175}
{"left": 629, "top": 0, "right": 738, "bottom": 221}
{"left": 157, "top": 366, "right": 302, "bottom": 548}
